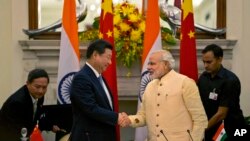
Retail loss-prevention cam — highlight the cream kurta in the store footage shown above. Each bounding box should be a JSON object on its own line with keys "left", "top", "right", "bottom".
{"left": 129, "top": 70, "right": 208, "bottom": 141}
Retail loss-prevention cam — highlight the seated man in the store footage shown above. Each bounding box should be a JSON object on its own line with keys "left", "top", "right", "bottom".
{"left": 0, "top": 69, "right": 60, "bottom": 141}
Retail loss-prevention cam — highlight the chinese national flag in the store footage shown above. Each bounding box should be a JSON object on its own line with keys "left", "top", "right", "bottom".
{"left": 99, "top": 0, "right": 120, "bottom": 141}
{"left": 30, "top": 124, "right": 43, "bottom": 141}
{"left": 179, "top": 0, "right": 198, "bottom": 81}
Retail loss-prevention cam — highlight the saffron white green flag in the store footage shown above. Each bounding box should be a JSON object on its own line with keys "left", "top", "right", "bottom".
{"left": 135, "top": 0, "right": 162, "bottom": 140}
{"left": 57, "top": 0, "right": 80, "bottom": 104}
{"left": 213, "top": 122, "right": 227, "bottom": 141}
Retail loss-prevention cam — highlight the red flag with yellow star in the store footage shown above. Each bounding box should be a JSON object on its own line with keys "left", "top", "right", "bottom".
{"left": 180, "top": 0, "right": 198, "bottom": 81}
{"left": 30, "top": 124, "right": 43, "bottom": 141}
{"left": 99, "top": 0, "right": 120, "bottom": 140}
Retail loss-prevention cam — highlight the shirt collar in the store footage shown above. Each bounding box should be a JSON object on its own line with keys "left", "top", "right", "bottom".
{"left": 30, "top": 94, "right": 38, "bottom": 104}
{"left": 160, "top": 69, "right": 175, "bottom": 81}
{"left": 86, "top": 62, "right": 101, "bottom": 78}
{"left": 204, "top": 65, "right": 225, "bottom": 79}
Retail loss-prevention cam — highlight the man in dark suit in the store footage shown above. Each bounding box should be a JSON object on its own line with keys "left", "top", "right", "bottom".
{"left": 69, "top": 39, "right": 125, "bottom": 141}
{"left": 0, "top": 69, "right": 60, "bottom": 141}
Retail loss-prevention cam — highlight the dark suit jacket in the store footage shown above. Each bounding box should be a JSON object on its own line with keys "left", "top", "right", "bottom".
{"left": 0, "top": 85, "right": 51, "bottom": 141}
{"left": 69, "top": 65, "right": 118, "bottom": 141}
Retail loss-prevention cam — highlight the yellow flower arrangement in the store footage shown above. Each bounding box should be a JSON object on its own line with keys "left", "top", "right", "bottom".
{"left": 79, "top": 1, "right": 176, "bottom": 68}
{"left": 113, "top": 2, "right": 145, "bottom": 68}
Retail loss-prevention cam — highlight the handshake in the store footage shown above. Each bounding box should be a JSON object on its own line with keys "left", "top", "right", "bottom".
{"left": 118, "top": 112, "right": 131, "bottom": 127}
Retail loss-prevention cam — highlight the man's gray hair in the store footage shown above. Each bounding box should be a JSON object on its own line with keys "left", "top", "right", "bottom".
{"left": 153, "top": 50, "right": 176, "bottom": 69}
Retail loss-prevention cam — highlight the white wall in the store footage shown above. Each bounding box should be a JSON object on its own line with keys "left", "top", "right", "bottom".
{"left": 241, "top": 0, "right": 250, "bottom": 116}
{"left": 0, "top": 0, "right": 29, "bottom": 107}
{"left": 0, "top": 0, "right": 14, "bottom": 107}
{"left": 227, "top": 0, "right": 250, "bottom": 116}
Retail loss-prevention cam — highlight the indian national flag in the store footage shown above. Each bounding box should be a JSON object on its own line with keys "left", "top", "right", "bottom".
{"left": 57, "top": 0, "right": 80, "bottom": 104}
{"left": 213, "top": 122, "right": 227, "bottom": 141}
{"left": 135, "top": 0, "right": 162, "bottom": 140}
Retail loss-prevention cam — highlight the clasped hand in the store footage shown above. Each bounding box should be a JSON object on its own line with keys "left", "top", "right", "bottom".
{"left": 118, "top": 112, "right": 131, "bottom": 127}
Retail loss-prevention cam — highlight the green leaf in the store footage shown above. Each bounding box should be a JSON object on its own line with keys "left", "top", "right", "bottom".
{"left": 161, "top": 27, "right": 173, "bottom": 34}
{"left": 92, "top": 17, "right": 100, "bottom": 29}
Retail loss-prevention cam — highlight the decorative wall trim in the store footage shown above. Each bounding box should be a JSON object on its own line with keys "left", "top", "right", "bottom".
{"left": 19, "top": 39, "right": 237, "bottom": 102}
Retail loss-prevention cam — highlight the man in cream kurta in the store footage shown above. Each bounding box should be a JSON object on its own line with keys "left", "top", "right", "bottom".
{"left": 123, "top": 50, "right": 208, "bottom": 141}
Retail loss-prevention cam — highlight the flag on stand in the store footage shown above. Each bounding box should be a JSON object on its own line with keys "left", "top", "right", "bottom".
{"left": 99, "top": 0, "right": 120, "bottom": 140}
{"left": 30, "top": 124, "right": 43, "bottom": 141}
{"left": 135, "top": 0, "right": 162, "bottom": 140}
{"left": 213, "top": 122, "right": 227, "bottom": 141}
{"left": 179, "top": 0, "right": 198, "bottom": 81}
{"left": 57, "top": 0, "right": 80, "bottom": 104}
